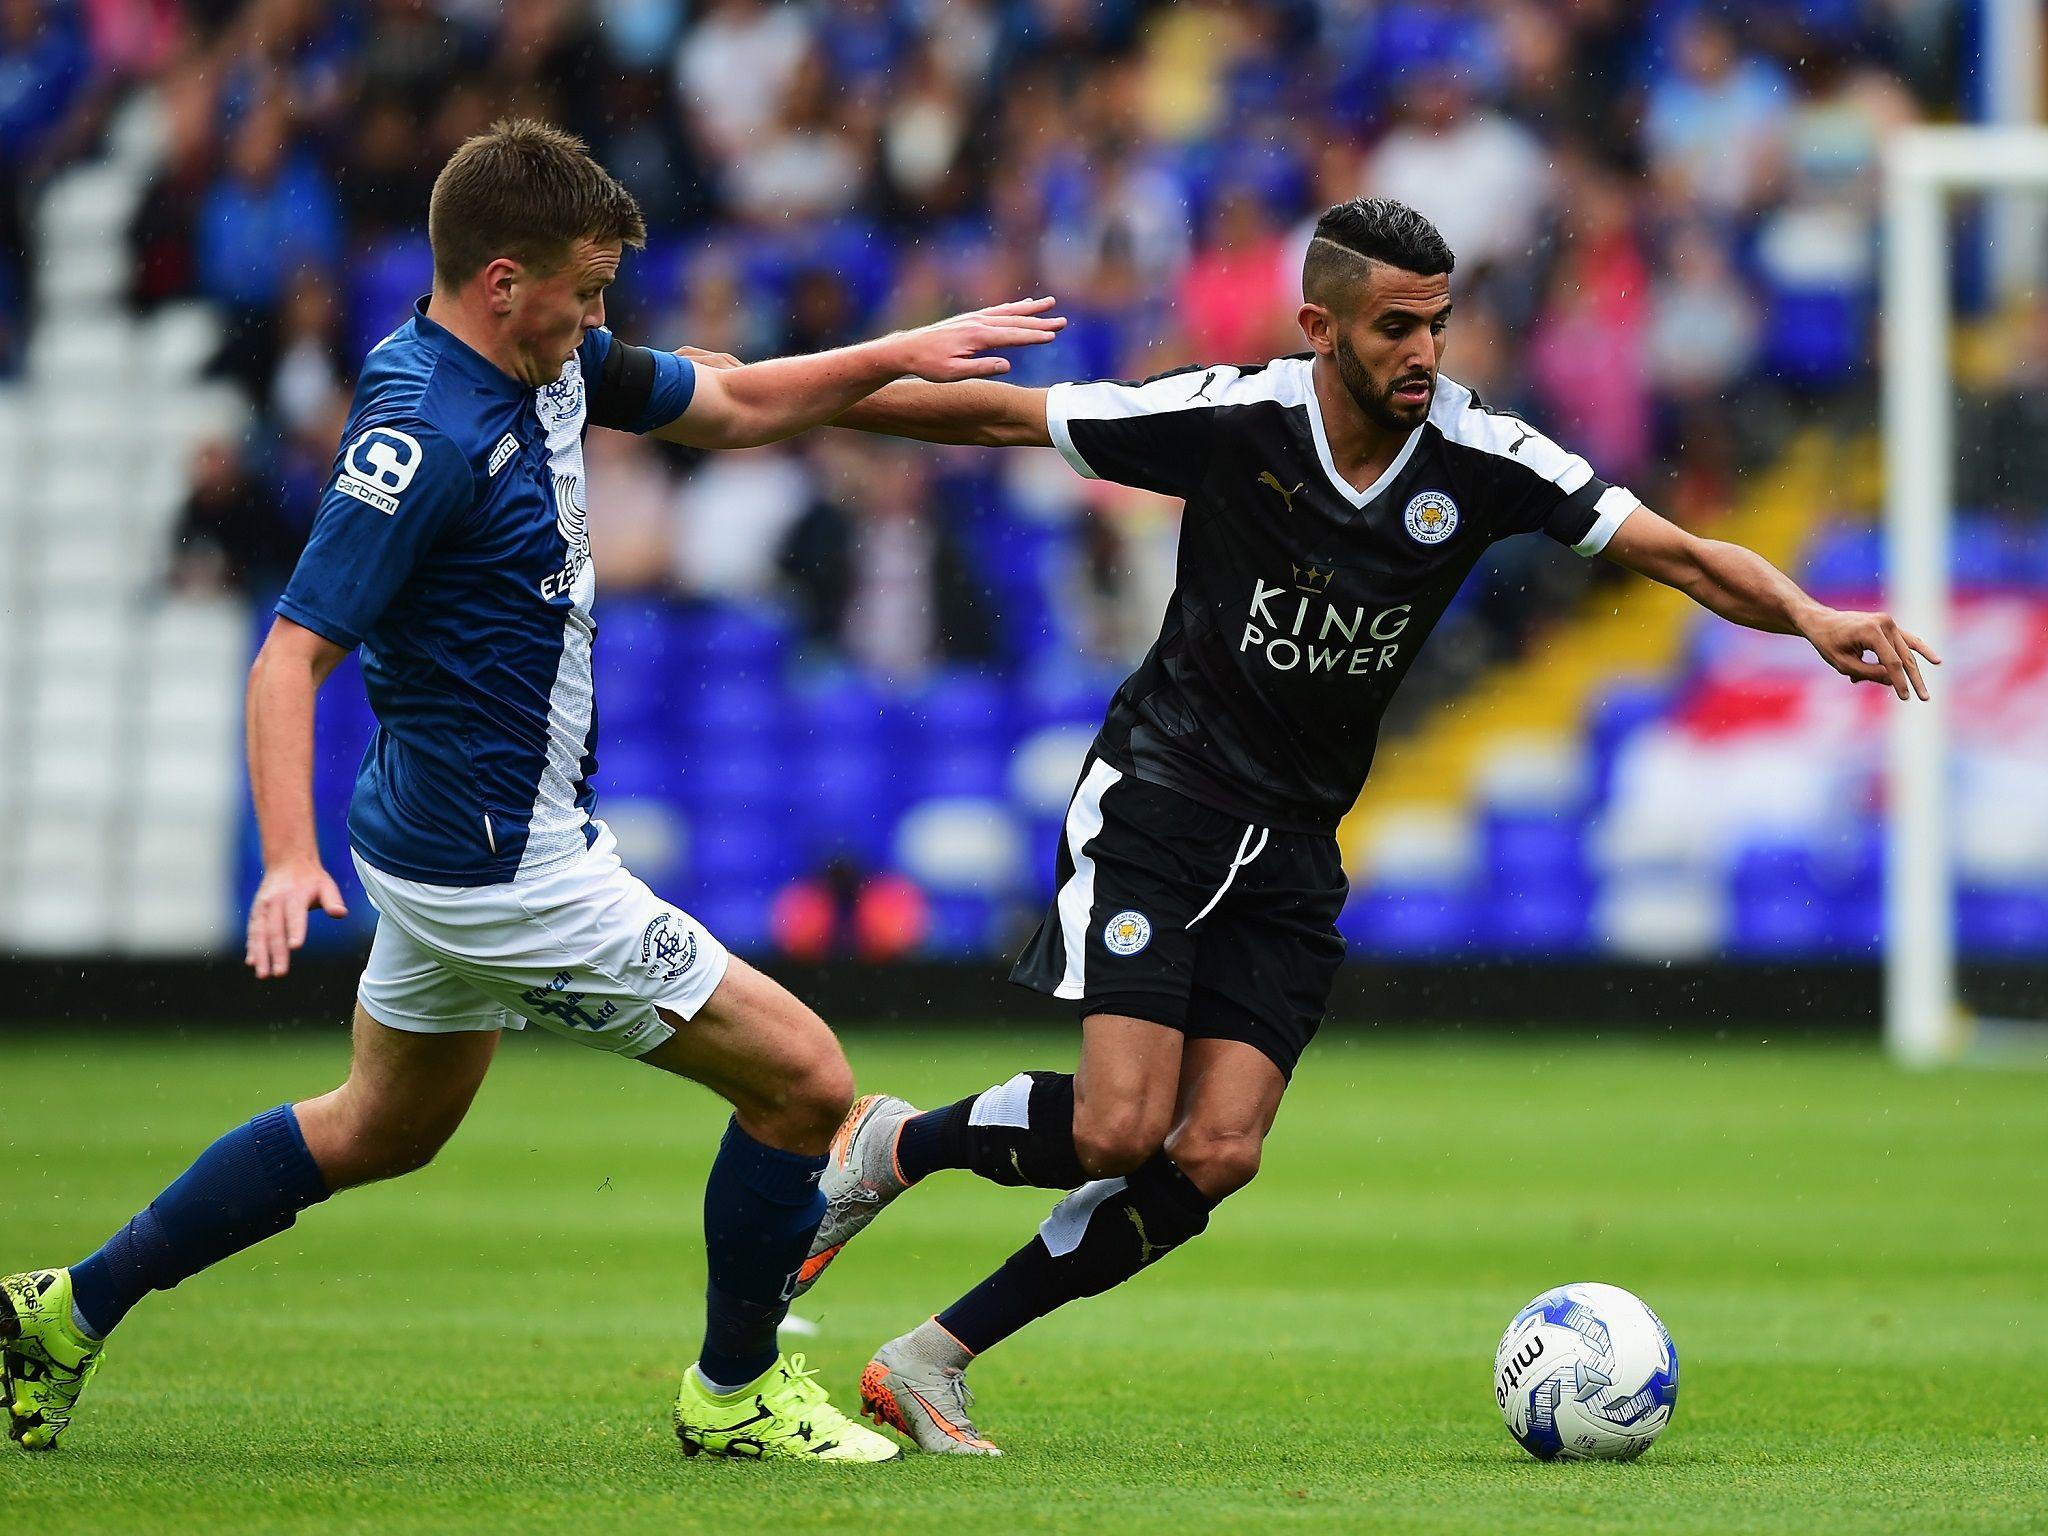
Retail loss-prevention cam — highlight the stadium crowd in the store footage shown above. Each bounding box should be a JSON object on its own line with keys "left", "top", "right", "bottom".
{"left": 0, "top": 0, "right": 1950, "bottom": 692}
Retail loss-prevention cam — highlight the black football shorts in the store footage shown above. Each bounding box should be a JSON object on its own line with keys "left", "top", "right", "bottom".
{"left": 1010, "top": 755, "right": 1348, "bottom": 1078}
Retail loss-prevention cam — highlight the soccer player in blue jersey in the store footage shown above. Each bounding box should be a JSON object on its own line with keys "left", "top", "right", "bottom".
{"left": 0, "top": 119, "right": 1062, "bottom": 1462}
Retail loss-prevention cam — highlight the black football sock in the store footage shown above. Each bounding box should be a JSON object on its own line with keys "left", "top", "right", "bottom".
{"left": 894, "top": 1071, "right": 1086, "bottom": 1190}
{"left": 935, "top": 1152, "right": 1216, "bottom": 1355}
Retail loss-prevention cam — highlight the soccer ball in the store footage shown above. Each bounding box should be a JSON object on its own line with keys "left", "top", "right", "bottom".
{"left": 1494, "top": 1282, "right": 1679, "bottom": 1461}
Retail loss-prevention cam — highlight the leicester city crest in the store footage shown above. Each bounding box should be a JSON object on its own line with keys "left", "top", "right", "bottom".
{"left": 1403, "top": 489, "right": 1459, "bottom": 546}
{"left": 1103, "top": 910, "right": 1152, "bottom": 957}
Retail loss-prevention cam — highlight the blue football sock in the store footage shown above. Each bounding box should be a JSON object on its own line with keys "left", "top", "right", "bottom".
{"left": 697, "top": 1116, "right": 827, "bottom": 1390}
{"left": 68, "top": 1104, "right": 329, "bottom": 1339}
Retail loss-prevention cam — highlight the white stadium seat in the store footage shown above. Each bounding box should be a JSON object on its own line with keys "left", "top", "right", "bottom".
{"left": 894, "top": 798, "right": 1025, "bottom": 894}
{"left": 1007, "top": 723, "right": 1095, "bottom": 817}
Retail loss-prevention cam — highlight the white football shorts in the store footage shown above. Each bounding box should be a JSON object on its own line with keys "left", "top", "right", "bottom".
{"left": 351, "top": 821, "right": 730, "bottom": 1057}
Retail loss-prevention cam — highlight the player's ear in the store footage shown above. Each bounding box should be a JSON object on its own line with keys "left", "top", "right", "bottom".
{"left": 1298, "top": 301, "right": 1336, "bottom": 357}
{"left": 479, "top": 257, "right": 521, "bottom": 316}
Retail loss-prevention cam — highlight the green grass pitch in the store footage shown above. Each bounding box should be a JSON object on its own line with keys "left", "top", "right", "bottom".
{"left": 3, "top": 1025, "right": 2045, "bottom": 1534}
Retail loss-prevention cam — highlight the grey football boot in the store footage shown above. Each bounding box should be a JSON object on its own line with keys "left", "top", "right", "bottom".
{"left": 860, "top": 1322, "right": 1001, "bottom": 1455}
{"left": 794, "top": 1094, "right": 920, "bottom": 1297}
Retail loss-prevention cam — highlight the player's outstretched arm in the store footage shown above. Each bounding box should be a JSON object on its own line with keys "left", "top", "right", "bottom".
{"left": 653, "top": 298, "right": 1064, "bottom": 451}
{"left": 245, "top": 615, "right": 352, "bottom": 978}
{"left": 1602, "top": 505, "right": 1942, "bottom": 700}
{"left": 832, "top": 379, "right": 1056, "bottom": 448}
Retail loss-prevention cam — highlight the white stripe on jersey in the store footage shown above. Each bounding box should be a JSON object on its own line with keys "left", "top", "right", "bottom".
{"left": 1046, "top": 357, "right": 1640, "bottom": 555}
{"left": 1046, "top": 357, "right": 1426, "bottom": 508}
{"left": 1046, "top": 367, "right": 1244, "bottom": 479}
{"left": 1429, "top": 375, "right": 1640, "bottom": 555}
{"left": 1052, "top": 758, "right": 1122, "bottom": 999}
{"left": 518, "top": 355, "right": 601, "bottom": 879}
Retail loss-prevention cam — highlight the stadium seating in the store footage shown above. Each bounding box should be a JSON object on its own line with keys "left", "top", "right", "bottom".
{"left": 0, "top": 100, "right": 248, "bottom": 955}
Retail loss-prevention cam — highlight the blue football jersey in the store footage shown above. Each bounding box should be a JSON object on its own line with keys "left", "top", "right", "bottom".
{"left": 277, "top": 301, "right": 695, "bottom": 885}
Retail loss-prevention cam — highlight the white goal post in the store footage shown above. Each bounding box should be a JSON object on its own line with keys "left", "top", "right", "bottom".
{"left": 1882, "top": 125, "right": 2048, "bottom": 1065}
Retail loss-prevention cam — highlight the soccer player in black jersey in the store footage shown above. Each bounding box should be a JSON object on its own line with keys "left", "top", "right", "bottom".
{"left": 792, "top": 199, "right": 1940, "bottom": 1454}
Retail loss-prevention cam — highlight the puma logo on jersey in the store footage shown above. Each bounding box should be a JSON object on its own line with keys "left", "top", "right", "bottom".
{"left": 1258, "top": 471, "right": 1306, "bottom": 513}
{"left": 1508, "top": 423, "right": 1534, "bottom": 456}
{"left": 1188, "top": 370, "right": 1218, "bottom": 401}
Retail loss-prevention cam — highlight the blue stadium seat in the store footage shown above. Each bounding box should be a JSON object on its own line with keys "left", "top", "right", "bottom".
{"left": 690, "top": 821, "right": 796, "bottom": 895}
{"left": 924, "top": 894, "right": 1000, "bottom": 955}
{"left": 1341, "top": 885, "right": 1477, "bottom": 956}
{"left": 1960, "top": 888, "right": 2048, "bottom": 954}
{"left": 918, "top": 669, "right": 1011, "bottom": 749}
{"left": 1761, "top": 283, "right": 1868, "bottom": 391}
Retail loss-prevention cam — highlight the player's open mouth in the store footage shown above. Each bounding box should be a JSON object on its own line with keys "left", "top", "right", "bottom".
{"left": 1393, "top": 377, "right": 1432, "bottom": 403}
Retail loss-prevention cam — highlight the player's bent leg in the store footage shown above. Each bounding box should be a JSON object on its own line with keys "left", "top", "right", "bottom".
{"left": 638, "top": 953, "right": 852, "bottom": 1156}
{"left": 4, "top": 919, "right": 506, "bottom": 1452}
{"left": 633, "top": 956, "right": 891, "bottom": 1458}
{"left": 1161, "top": 1035, "right": 1288, "bottom": 1202}
{"left": 5, "top": 1004, "right": 497, "bottom": 1452}
{"left": 801, "top": 1011, "right": 1182, "bottom": 1301}
{"left": 1071, "top": 1012, "right": 1183, "bottom": 1175}
{"left": 887, "top": 1010, "right": 1180, "bottom": 1190}
{"left": 293, "top": 1003, "right": 500, "bottom": 1190}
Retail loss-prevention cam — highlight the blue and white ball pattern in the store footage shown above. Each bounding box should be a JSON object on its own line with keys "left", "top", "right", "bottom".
{"left": 1495, "top": 1282, "right": 1678, "bottom": 1461}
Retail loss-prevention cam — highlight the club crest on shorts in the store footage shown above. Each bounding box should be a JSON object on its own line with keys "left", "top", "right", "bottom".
{"left": 1103, "top": 910, "right": 1152, "bottom": 956}
{"left": 639, "top": 912, "right": 698, "bottom": 982}
{"left": 1403, "top": 489, "right": 1459, "bottom": 545}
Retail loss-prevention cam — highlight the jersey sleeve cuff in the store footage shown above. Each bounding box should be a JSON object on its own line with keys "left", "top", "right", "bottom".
{"left": 1043, "top": 382, "right": 1100, "bottom": 480}
{"left": 1573, "top": 485, "right": 1640, "bottom": 557}
{"left": 274, "top": 596, "right": 361, "bottom": 650}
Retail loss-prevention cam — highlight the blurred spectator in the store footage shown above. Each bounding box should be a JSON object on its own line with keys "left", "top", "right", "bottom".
{"left": 582, "top": 430, "right": 683, "bottom": 591}
{"left": 129, "top": 61, "right": 217, "bottom": 311}
{"left": 779, "top": 437, "right": 995, "bottom": 677}
{"left": 1650, "top": 220, "right": 1759, "bottom": 525}
{"left": 1959, "top": 300, "right": 2048, "bottom": 521}
{"left": 1527, "top": 158, "right": 1652, "bottom": 489}
{"left": 722, "top": 45, "right": 869, "bottom": 224}
{"left": 1178, "top": 185, "right": 1293, "bottom": 365}
{"left": 675, "top": 0, "right": 813, "bottom": 161}
{"left": 1643, "top": 9, "right": 1790, "bottom": 216}
{"left": 197, "top": 92, "right": 342, "bottom": 390}
{"left": 770, "top": 856, "right": 929, "bottom": 962}
{"left": 269, "top": 268, "right": 345, "bottom": 436}
{"left": 1751, "top": 47, "right": 1914, "bottom": 344}
{"left": 1363, "top": 60, "right": 1553, "bottom": 282}
{"left": 0, "top": 0, "right": 95, "bottom": 367}
{"left": 674, "top": 445, "right": 814, "bottom": 600}
{"left": 593, "top": 0, "right": 683, "bottom": 71}
{"left": 170, "top": 436, "right": 299, "bottom": 595}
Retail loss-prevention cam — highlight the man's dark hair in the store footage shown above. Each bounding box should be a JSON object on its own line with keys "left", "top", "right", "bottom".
{"left": 1302, "top": 198, "right": 1456, "bottom": 310}
{"left": 428, "top": 119, "right": 647, "bottom": 287}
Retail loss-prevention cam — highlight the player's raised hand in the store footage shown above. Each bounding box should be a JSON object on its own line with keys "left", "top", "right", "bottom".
{"left": 891, "top": 297, "right": 1067, "bottom": 382}
{"left": 1803, "top": 607, "right": 1942, "bottom": 700}
{"left": 246, "top": 859, "right": 349, "bottom": 979}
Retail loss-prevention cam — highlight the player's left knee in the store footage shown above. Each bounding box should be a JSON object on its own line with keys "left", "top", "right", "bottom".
{"left": 749, "top": 1033, "right": 853, "bottom": 1154}
{"left": 795, "top": 1046, "right": 856, "bottom": 1130}
{"left": 1166, "top": 1125, "right": 1263, "bottom": 1200}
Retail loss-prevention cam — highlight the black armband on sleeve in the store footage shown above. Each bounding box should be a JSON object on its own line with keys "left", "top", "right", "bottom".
{"left": 587, "top": 337, "right": 660, "bottom": 432}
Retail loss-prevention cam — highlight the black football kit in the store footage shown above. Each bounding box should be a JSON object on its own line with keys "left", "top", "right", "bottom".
{"left": 1011, "top": 356, "right": 1639, "bottom": 1074}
